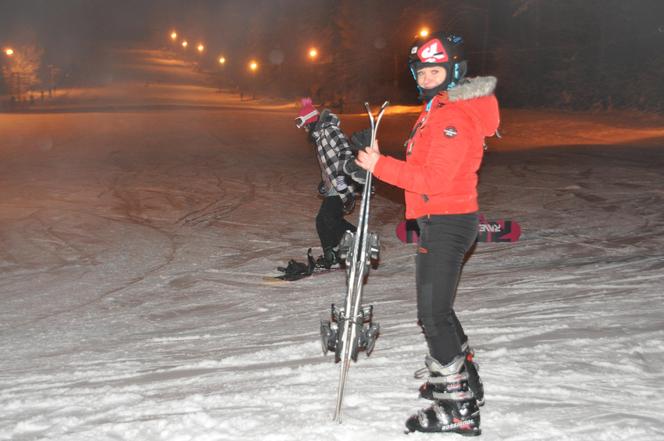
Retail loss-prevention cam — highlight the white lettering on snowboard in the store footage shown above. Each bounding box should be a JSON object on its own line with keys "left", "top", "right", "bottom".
{"left": 478, "top": 223, "right": 502, "bottom": 233}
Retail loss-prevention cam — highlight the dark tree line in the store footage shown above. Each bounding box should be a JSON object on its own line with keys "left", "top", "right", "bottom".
{"left": 489, "top": 0, "right": 664, "bottom": 111}
{"left": 2, "top": 0, "right": 662, "bottom": 112}
{"left": 182, "top": 0, "right": 662, "bottom": 111}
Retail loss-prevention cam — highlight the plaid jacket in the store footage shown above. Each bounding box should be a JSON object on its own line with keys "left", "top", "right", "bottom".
{"left": 310, "top": 110, "right": 355, "bottom": 203}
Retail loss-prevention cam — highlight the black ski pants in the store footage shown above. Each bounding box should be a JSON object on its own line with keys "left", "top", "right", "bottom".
{"left": 416, "top": 213, "right": 478, "bottom": 365}
{"left": 316, "top": 196, "right": 356, "bottom": 251}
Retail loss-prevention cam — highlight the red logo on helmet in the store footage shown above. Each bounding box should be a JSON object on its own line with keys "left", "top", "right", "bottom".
{"left": 417, "top": 39, "right": 448, "bottom": 63}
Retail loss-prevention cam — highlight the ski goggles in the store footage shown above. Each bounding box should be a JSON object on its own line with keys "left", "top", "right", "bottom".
{"left": 295, "top": 110, "right": 319, "bottom": 129}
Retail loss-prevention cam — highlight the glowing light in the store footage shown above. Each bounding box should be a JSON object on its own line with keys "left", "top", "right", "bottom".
{"left": 308, "top": 47, "right": 318, "bottom": 60}
{"left": 181, "top": 40, "right": 188, "bottom": 48}
{"left": 419, "top": 28, "right": 430, "bottom": 38}
{"left": 218, "top": 56, "right": 226, "bottom": 65}
{"left": 197, "top": 43, "right": 205, "bottom": 53}
{"left": 249, "top": 60, "right": 258, "bottom": 72}
{"left": 4, "top": 48, "right": 14, "bottom": 56}
{"left": 170, "top": 31, "right": 177, "bottom": 41}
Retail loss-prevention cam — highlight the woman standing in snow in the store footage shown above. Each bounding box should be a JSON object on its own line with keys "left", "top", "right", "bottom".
{"left": 356, "top": 31, "right": 500, "bottom": 435}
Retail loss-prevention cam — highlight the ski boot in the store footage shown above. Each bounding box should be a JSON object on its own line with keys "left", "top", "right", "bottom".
{"left": 418, "top": 342, "right": 484, "bottom": 406}
{"left": 406, "top": 355, "right": 481, "bottom": 435}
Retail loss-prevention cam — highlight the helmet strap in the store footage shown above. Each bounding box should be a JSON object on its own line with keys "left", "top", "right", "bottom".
{"left": 419, "top": 82, "right": 448, "bottom": 102}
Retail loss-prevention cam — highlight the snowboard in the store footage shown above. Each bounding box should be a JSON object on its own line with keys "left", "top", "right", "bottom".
{"left": 396, "top": 217, "right": 521, "bottom": 244}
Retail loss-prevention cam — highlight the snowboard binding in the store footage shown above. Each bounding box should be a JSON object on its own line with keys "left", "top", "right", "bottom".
{"left": 275, "top": 248, "right": 316, "bottom": 281}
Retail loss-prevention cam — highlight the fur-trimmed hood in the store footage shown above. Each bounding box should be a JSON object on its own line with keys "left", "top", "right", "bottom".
{"left": 439, "top": 76, "right": 499, "bottom": 138}
{"left": 446, "top": 76, "right": 497, "bottom": 103}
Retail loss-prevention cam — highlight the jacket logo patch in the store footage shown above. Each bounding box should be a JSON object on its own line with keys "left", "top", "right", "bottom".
{"left": 444, "top": 126, "right": 458, "bottom": 137}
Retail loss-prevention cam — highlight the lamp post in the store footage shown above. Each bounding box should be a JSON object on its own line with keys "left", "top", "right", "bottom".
{"left": 307, "top": 47, "right": 319, "bottom": 99}
{"left": 169, "top": 32, "right": 178, "bottom": 58}
{"left": 249, "top": 60, "right": 258, "bottom": 99}
{"left": 3, "top": 48, "right": 18, "bottom": 102}
{"left": 47, "top": 64, "right": 56, "bottom": 97}
{"left": 216, "top": 56, "right": 226, "bottom": 91}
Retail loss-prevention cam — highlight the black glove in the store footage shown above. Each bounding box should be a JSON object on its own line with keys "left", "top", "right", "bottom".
{"left": 350, "top": 128, "right": 372, "bottom": 152}
{"left": 343, "top": 160, "right": 367, "bottom": 184}
{"left": 342, "top": 192, "right": 356, "bottom": 214}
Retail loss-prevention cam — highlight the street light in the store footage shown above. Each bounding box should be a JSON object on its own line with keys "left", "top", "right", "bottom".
{"left": 215, "top": 56, "right": 227, "bottom": 91}
{"left": 3, "top": 48, "right": 19, "bottom": 102}
{"left": 170, "top": 31, "right": 177, "bottom": 41}
{"left": 248, "top": 60, "right": 259, "bottom": 99}
{"left": 418, "top": 28, "right": 430, "bottom": 38}
{"left": 307, "top": 47, "right": 319, "bottom": 98}
{"left": 197, "top": 43, "right": 205, "bottom": 53}
{"left": 181, "top": 40, "right": 188, "bottom": 49}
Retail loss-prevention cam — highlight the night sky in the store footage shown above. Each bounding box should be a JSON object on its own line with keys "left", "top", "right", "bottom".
{"left": 1, "top": 0, "right": 663, "bottom": 109}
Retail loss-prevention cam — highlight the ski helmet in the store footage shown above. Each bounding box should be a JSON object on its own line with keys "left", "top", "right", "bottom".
{"left": 408, "top": 31, "right": 467, "bottom": 94}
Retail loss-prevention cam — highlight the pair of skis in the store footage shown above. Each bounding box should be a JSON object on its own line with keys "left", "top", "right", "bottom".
{"left": 320, "top": 101, "right": 389, "bottom": 423}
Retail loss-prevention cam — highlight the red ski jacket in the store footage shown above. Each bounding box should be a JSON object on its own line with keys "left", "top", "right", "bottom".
{"left": 374, "top": 76, "right": 500, "bottom": 219}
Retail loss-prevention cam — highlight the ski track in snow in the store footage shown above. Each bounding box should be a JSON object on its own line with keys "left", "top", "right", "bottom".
{"left": 2, "top": 61, "right": 664, "bottom": 440}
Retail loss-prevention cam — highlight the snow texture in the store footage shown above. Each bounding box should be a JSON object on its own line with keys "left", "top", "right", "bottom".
{"left": 1, "top": 49, "right": 663, "bottom": 440}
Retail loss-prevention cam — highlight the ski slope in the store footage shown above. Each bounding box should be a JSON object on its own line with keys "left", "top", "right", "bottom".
{"left": 1, "top": 50, "right": 663, "bottom": 441}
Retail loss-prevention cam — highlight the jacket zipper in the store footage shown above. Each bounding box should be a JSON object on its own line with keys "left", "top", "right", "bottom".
{"left": 405, "top": 98, "right": 437, "bottom": 155}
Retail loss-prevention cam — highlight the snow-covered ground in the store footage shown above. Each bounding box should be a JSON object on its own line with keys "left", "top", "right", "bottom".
{"left": 1, "top": 50, "right": 663, "bottom": 440}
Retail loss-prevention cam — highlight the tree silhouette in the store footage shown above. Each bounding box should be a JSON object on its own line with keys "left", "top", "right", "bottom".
{"left": 1, "top": 43, "right": 44, "bottom": 102}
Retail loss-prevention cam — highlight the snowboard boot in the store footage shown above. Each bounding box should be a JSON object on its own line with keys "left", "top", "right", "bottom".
{"left": 406, "top": 355, "right": 481, "bottom": 435}
{"left": 418, "top": 343, "right": 484, "bottom": 406}
{"left": 316, "top": 246, "right": 339, "bottom": 269}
